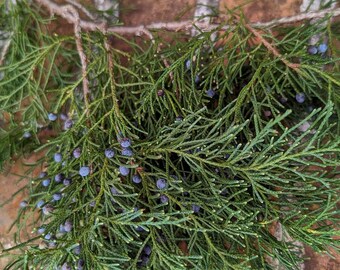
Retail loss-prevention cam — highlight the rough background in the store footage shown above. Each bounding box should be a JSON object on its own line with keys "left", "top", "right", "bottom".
{"left": 0, "top": 0, "right": 339, "bottom": 269}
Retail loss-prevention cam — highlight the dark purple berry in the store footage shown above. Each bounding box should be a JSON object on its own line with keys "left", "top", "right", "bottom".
{"left": 192, "top": 204, "right": 200, "bottom": 213}
{"left": 156, "top": 178, "right": 167, "bottom": 190}
{"left": 42, "top": 204, "right": 54, "bottom": 215}
{"left": 61, "top": 263, "right": 71, "bottom": 270}
{"left": 307, "top": 45, "right": 317, "bottom": 55}
{"left": 105, "top": 148, "right": 115, "bottom": 158}
{"left": 73, "top": 148, "right": 81, "bottom": 158}
{"left": 77, "top": 259, "right": 85, "bottom": 270}
{"left": 295, "top": 93, "right": 305, "bottom": 103}
{"left": 39, "top": 172, "right": 48, "bottom": 178}
{"left": 63, "top": 178, "right": 71, "bottom": 186}
{"left": 48, "top": 113, "right": 57, "bottom": 121}
{"left": 119, "top": 166, "right": 130, "bottom": 176}
{"left": 121, "top": 148, "right": 133, "bottom": 157}
{"left": 160, "top": 194, "right": 169, "bottom": 203}
{"left": 64, "top": 220, "right": 73, "bottom": 232}
{"left": 206, "top": 89, "right": 215, "bottom": 98}
{"left": 175, "top": 115, "right": 183, "bottom": 122}
{"left": 132, "top": 174, "right": 141, "bottom": 184}
{"left": 60, "top": 113, "right": 68, "bottom": 121}
{"left": 120, "top": 138, "right": 131, "bottom": 148}
{"left": 157, "top": 89, "right": 165, "bottom": 96}
{"left": 144, "top": 245, "right": 152, "bottom": 255}
{"left": 64, "top": 119, "right": 73, "bottom": 130}
{"left": 79, "top": 166, "right": 90, "bottom": 177}
{"left": 55, "top": 173, "right": 65, "bottom": 183}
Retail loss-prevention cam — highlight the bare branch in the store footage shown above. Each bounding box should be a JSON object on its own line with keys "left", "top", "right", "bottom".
{"left": 65, "top": 0, "right": 97, "bottom": 21}
{"left": 35, "top": 0, "right": 340, "bottom": 34}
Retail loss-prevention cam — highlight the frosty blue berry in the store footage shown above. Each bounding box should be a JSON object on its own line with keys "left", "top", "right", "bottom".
{"left": 295, "top": 93, "right": 305, "bottom": 103}
{"left": 64, "top": 220, "right": 73, "bottom": 232}
{"left": 79, "top": 166, "right": 90, "bottom": 177}
{"left": 156, "top": 178, "right": 167, "bottom": 190}
{"left": 132, "top": 174, "right": 141, "bottom": 184}
{"left": 119, "top": 166, "right": 130, "bottom": 176}
{"left": 63, "top": 178, "right": 71, "bottom": 186}
{"left": 54, "top": 153, "right": 62, "bottom": 163}
{"left": 52, "top": 193, "right": 62, "bottom": 201}
{"left": 23, "top": 131, "right": 31, "bottom": 138}
{"left": 121, "top": 148, "right": 133, "bottom": 157}
{"left": 36, "top": 200, "right": 45, "bottom": 208}
{"left": 318, "top": 43, "right": 327, "bottom": 53}
{"left": 37, "top": 227, "right": 45, "bottom": 234}
{"left": 73, "top": 147, "right": 81, "bottom": 158}
{"left": 144, "top": 245, "right": 152, "bottom": 255}
{"left": 120, "top": 138, "right": 131, "bottom": 148}
{"left": 48, "top": 113, "right": 57, "bottom": 121}
{"left": 20, "top": 200, "right": 28, "bottom": 208}
{"left": 104, "top": 148, "right": 115, "bottom": 158}
{"left": 39, "top": 172, "right": 47, "bottom": 178}
{"left": 192, "top": 204, "right": 200, "bottom": 213}
{"left": 42, "top": 178, "right": 51, "bottom": 187}
{"left": 44, "top": 233, "right": 52, "bottom": 240}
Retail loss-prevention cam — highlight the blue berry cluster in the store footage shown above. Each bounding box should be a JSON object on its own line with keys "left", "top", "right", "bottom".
{"left": 307, "top": 43, "right": 328, "bottom": 55}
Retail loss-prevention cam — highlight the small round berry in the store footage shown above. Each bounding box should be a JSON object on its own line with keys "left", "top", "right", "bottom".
{"left": 206, "top": 89, "right": 215, "bottom": 98}
{"left": 110, "top": 186, "right": 119, "bottom": 195}
{"left": 44, "top": 233, "right": 52, "bottom": 240}
{"left": 77, "top": 259, "right": 85, "bottom": 270}
{"left": 39, "top": 172, "right": 48, "bottom": 179}
{"left": 175, "top": 115, "right": 183, "bottom": 122}
{"left": 156, "top": 178, "right": 167, "bottom": 190}
{"left": 185, "top": 59, "right": 191, "bottom": 70}
{"left": 59, "top": 224, "right": 66, "bottom": 233}
{"left": 279, "top": 96, "right": 288, "bottom": 103}
{"left": 64, "top": 119, "right": 73, "bottom": 130}
{"left": 54, "top": 153, "right": 62, "bottom": 163}
{"left": 23, "top": 131, "right": 31, "bottom": 138}
{"left": 120, "top": 138, "right": 131, "bottom": 148}
{"left": 195, "top": 75, "right": 200, "bottom": 84}
{"left": 36, "top": 200, "right": 45, "bottom": 209}
{"left": 73, "top": 147, "right": 81, "bottom": 158}
{"left": 144, "top": 245, "right": 152, "bottom": 255}
{"left": 295, "top": 93, "right": 306, "bottom": 103}
{"left": 48, "top": 113, "right": 57, "bottom": 121}
{"left": 52, "top": 193, "right": 62, "bottom": 201}
{"left": 60, "top": 113, "right": 68, "bottom": 121}
{"left": 37, "top": 227, "right": 45, "bottom": 234}
{"left": 307, "top": 45, "right": 318, "bottom": 55}
{"left": 132, "top": 174, "right": 141, "bottom": 184}
{"left": 224, "top": 154, "right": 230, "bottom": 160}
{"left": 64, "top": 220, "right": 73, "bottom": 232}
{"left": 55, "top": 173, "right": 65, "bottom": 183}
{"left": 157, "top": 89, "right": 165, "bottom": 97}
{"left": 48, "top": 241, "right": 57, "bottom": 248}
{"left": 79, "top": 166, "right": 90, "bottom": 177}
{"left": 74, "top": 245, "right": 81, "bottom": 255}
{"left": 264, "top": 110, "right": 272, "bottom": 117}
{"left": 160, "top": 194, "right": 169, "bottom": 203}
{"left": 42, "top": 178, "right": 51, "bottom": 187}
{"left": 61, "top": 263, "right": 71, "bottom": 270}
{"left": 89, "top": 201, "right": 95, "bottom": 207}
{"left": 121, "top": 148, "right": 133, "bottom": 157}
{"left": 318, "top": 43, "right": 328, "bottom": 53}
{"left": 192, "top": 204, "right": 200, "bottom": 213}
{"left": 20, "top": 200, "right": 28, "bottom": 208}
{"left": 141, "top": 255, "right": 150, "bottom": 266}
{"left": 42, "top": 204, "right": 54, "bottom": 215}
{"left": 104, "top": 148, "right": 115, "bottom": 159}
{"left": 119, "top": 166, "right": 130, "bottom": 176}
{"left": 63, "top": 178, "right": 71, "bottom": 186}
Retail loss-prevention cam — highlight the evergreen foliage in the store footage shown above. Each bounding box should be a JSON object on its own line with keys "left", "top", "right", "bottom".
{"left": 0, "top": 1, "right": 340, "bottom": 269}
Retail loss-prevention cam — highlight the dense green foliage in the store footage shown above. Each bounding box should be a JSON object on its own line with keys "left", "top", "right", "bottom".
{"left": 0, "top": 1, "right": 339, "bottom": 269}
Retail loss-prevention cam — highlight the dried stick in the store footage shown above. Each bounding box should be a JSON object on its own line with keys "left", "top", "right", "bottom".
{"left": 65, "top": 0, "right": 97, "bottom": 21}
{"left": 35, "top": 0, "right": 340, "bottom": 34}
{"left": 244, "top": 24, "right": 300, "bottom": 71}
{"left": 63, "top": 5, "right": 90, "bottom": 116}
